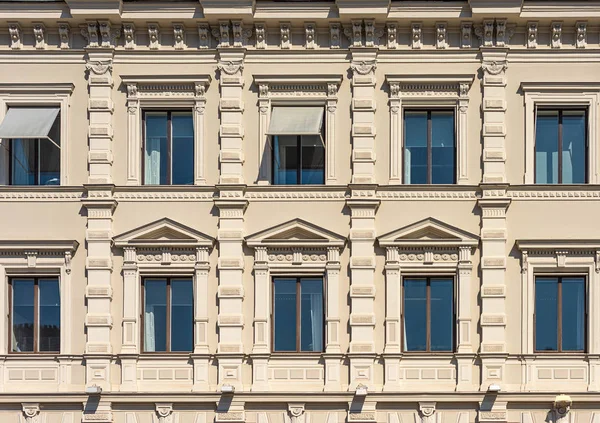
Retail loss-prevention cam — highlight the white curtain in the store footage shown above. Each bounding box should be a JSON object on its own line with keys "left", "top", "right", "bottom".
{"left": 309, "top": 293, "right": 323, "bottom": 351}
{"left": 404, "top": 148, "right": 411, "bottom": 183}
{"left": 144, "top": 308, "right": 156, "bottom": 352}
{"left": 575, "top": 282, "right": 585, "bottom": 350}
{"left": 562, "top": 142, "right": 574, "bottom": 184}
{"left": 145, "top": 137, "right": 161, "bottom": 184}
{"left": 12, "top": 138, "right": 34, "bottom": 184}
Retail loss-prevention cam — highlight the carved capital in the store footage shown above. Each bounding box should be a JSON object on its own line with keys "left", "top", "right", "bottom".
{"left": 22, "top": 403, "right": 40, "bottom": 423}
{"left": 156, "top": 403, "right": 173, "bottom": 423}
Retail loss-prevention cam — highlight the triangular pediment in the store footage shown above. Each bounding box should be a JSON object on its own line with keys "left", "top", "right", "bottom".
{"left": 246, "top": 219, "right": 345, "bottom": 248}
{"left": 114, "top": 218, "right": 214, "bottom": 247}
{"left": 378, "top": 218, "right": 478, "bottom": 247}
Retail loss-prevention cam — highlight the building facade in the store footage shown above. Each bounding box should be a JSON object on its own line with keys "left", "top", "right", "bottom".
{"left": 0, "top": 0, "right": 597, "bottom": 422}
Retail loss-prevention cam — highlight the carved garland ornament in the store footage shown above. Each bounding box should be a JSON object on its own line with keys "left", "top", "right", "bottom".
{"left": 86, "top": 60, "right": 113, "bottom": 76}
{"left": 218, "top": 61, "right": 244, "bottom": 75}
{"left": 351, "top": 61, "right": 377, "bottom": 76}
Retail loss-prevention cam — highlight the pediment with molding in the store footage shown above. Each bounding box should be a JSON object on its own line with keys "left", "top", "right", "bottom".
{"left": 379, "top": 218, "right": 479, "bottom": 248}
{"left": 114, "top": 218, "right": 214, "bottom": 248}
{"left": 246, "top": 219, "right": 346, "bottom": 249}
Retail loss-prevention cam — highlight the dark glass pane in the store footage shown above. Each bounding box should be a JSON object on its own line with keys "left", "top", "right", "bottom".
{"left": 40, "top": 117, "right": 61, "bottom": 185}
{"left": 535, "top": 111, "right": 559, "bottom": 184}
{"left": 171, "top": 279, "right": 193, "bottom": 352}
{"left": 300, "top": 135, "right": 324, "bottom": 184}
{"left": 404, "top": 111, "right": 427, "bottom": 184}
{"left": 11, "top": 139, "right": 36, "bottom": 185}
{"left": 39, "top": 279, "right": 60, "bottom": 352}
{"left": 300, "top": 278, "right": 323, "bottom": 352}
{"left": 535, "top": 277, "right": 558, "bottom": 351}
{"left": 431, "top": 111, "right": 455, "bottom": 184}
{"left": 12, "top": 279, "right": 34, "bottom": 352}
{"left": 144, "top": 279, "right": 167, "bottom": 352}
{"left": 273, "top": 135, "right": 298, "bottom": 185}
{"left": 144, "top": 113, "right": 168, "bottom": 185}
{"left": 274, "top": 278, "right": 297, "bottom": 351}
{"left": 172, "top": 113, "right": 194, "bottom": 185}
{"left": 561, "top": 277, "right": 585, "bottom": 351}
{"left": 430, "top": 278, "right": 454, "bottom": 351}
{"left": 562, "top": 111, "right": 586, "bottom": 184}
{"left": 404, "top": 278, "right": 427, "bottom": 351}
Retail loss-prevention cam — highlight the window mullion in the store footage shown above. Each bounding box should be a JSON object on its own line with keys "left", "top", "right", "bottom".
{"left": 166, "top": 278, "right": 172, "bottom": 352}
{"left": 296, "top": 278, "right": 301, "bottom": 352}
{"left": 34, "top": 279, "right": 39, "bottom": 353}
{"left": 558, "top": 111, "right": 563, "bottom": 184}
{"left": 558, "top": 278, "right": 563, "bottom": 352}
{"left": 427, "top": 112, "right": 432, "bottom": 184}
{"left": 167, "top": 112, "right": 173, "bottom": 185}
{"left": 426, "top": 279, "right": 431, "bottom": 352}
{"left": 297, "top": 135, "right": 302, "bottom": 185}
{"left": 36, "top": 139, "right": 40, "bottom": 186}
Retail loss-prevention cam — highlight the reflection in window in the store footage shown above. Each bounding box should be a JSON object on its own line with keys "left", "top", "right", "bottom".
{"left": 273, "top": 135, "right": 324, "bottom": 185}
{"left": 403, "top": 277, "right": 454, "bottom": 352}
{"left": 144, "top": 111, "right": 194, "bottom": 185}
{"left": 273, "top": 277, "right": 323, "bottom": 352}
{"left": 535, "top": 109, "right": 586, "bottom": 184}
{"left": 11, "top": 277, "right": 60, "bottom": 353}
{"left": 535, "top": 276, "right": 585, "bottom": 352}
{"left": 404, "top": 110, "right": 455, "bottom": 184}
{"left": 143, "top": 278, "right": 193, "bottom": 352}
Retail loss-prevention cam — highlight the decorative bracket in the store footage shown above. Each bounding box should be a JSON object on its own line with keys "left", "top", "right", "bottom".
{"left": 22, "top": 403, "right": 40, "bottom": 423}
{"left": 156, "top": 403, "right": 173, "bottom": 423}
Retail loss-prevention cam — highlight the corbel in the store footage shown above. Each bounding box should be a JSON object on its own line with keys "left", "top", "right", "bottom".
{"left": 217, "top": 20, "right": 231, "bottom": 47}
{"left": 255, "top": 22, "right": 266, "bottom": 49}
{"left": 596, "top": 250, "right": 600, "bottom": 273}
{"left": 232, "top": 20, "right": 251, "bottom": 47}
{"left": 461, "top": 22, "right": 472, "bottom": 48}
{"left": 99, "top": 20, "right": 120, "bottom": 48}
{"left": 352, "top": 19, "right": 363, "bottom": 47}
{"left": 80, "top": 21, "right": 99, "bottom": 48}
{"left": 551, "top": 22, "right": 562, "bottom": 49}
{"left": 65, "top": 250, "right": 73, "bottom": 274}
{"left": 305, "top": 22, "right": 316, "bottom": 49}
{"left": 556, "top": 250, "right": 568, "bottom": 268}
{"left": 521, "top": 250, "right": 528, "bottom": 274}
{"left": 25, "top": 251, "right": 37, "bottom": 267}
{"left": 418, "top": 403, "right": 436, "bottom": 423}
{"left": 198, "top": 23, "right": 210, "bottom": 49}
{"left": 155, "top": 403, "right": 173, "bottom": 423}
{"left": 553, "top": 395, "right": 572, "bottom": 423}
{"left": 364, "top": 19, "right": 383, "bottom": 47}
{"left": 527, "top": 22, "right": 538, "bottom": 49}
{"left": 411, "top": 23, "right": 422, "bottom": 49}
{"left": 330, "top": 22, "right": 341, "bottom": 49}
{"left": 58, "top": 22, "right": 70, "bottom": 49}
{"left": 32, "top": 23, "right": 46, "bottom": 49}
{"left": 173, "top": 23, "right": 186, "bottom": 50}
{"left": 8, "top": 22, "right": 22, "bottom": 49}
{"left": 148, "top": 23, "right": 160, "bottom": 50}
{"left": 288, "top": 404, "right": 305, "bottom": 423}
{"left": 475, "top": 19, "right": 494, "bottom": 47}
{"left": 123, "top": 23, "right": 135, "bottom": 49}
{"left": 576, "top": 22, "right": 587, "bottom": 49}
{"left": 22, "top": 403, "right": 40, "bottom": 423}
{"left": 280, "top": 22, "right": 291, "bottom": 49}
{"left": 436, "top": 22, "right": 448, "bottom": 49}
{"left": 386, "top": 22, "right": 397, "bottom": 49}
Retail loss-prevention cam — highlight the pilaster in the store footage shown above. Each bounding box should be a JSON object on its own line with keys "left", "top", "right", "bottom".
{"left": 215, "top": 186, "right": 248, "bottom": 391}
{"left": 347, "top": 186, "right": 379, "bottom": 390}
{"left": 350, "top": 49, "right": 378, "bottom": 184}
{"left": 193, "top": 246, "right": 211, "bottom": 391}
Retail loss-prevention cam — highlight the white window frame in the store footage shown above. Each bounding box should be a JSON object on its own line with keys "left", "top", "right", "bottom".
{"left": 521, "top": 82, "right": 600, "bottom": 184}
{"left": 253, "top": 75, "right": 342, "bottom": 185}
{"left": 386, "top": 75, "right": 473, "bottom": 185}
{"left": 0, "top": 83, "right": 73, "bottom": 186}
{"left": 121, "top": 76, "right": 211, "bottom": 186}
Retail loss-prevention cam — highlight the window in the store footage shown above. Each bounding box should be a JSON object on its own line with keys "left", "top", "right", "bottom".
{"left": 273, "top": 277, "right": 324, "bottom": 352}
{"left": 403, "top": 277, "right": 454, "bottom": 352}
{"left": 0, "top": 107, "right": 61, "bottom": 186}
{"left": 143, "top": 111, "right": 194, "bottom": 185}
{"left": 404, "top": 110, "right": 455, "bottom": 184}
{"left": 535, "top": 109, "right": 587, "bottom": 184}
{"left": 9, "top": 277, "right": 60, "bottom": 353}
{"left": 142, "top": 277, "right": 193, "bottom": 352}
{"left": 535, "top": 276, "right": 586, "bottom": 352}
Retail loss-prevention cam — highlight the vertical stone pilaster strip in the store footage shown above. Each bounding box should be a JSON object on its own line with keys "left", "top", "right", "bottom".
{"left": 388, "top": 82, "right": 401, "bottom": 184}
{"left": 125, "top": 83, "right": 140, "bottom": 185}
{"left": 193, "top": 246, "right": 210, "bottom": 391}
{"left": 251, "top": 247, "right": 269, "bottom": 391}
{"left": 326, "top": 83, "right": 339, "bottom": 184}
{"left": 324, "top": 246, "right": 342, "bottom": 391}
{"left": 120, "top": 247, "right": 138, "bottom": 392}
{"left": 194, "top": 82, "right": 209, "bottom": 185}
{"left": 456, "top": 246, "right": 475, "bottom": 391}
{"left": 257, "top": 83, "right": 271, "bottom": 184}
{"left": 382, "top": 247, "right": 401, "bottom": 391}
{"left": 457, "top": 83, "right": 470, "bottom": 184}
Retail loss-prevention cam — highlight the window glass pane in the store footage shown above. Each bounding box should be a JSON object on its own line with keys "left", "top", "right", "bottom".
{"left": 273, "top": 278, "right": 297, "bottom": 351}
{"left": 273, "top": 135, "right": 298, "bottom": 185}
{"left": 11, "top": 139, "right": 36, "bottom": 185}
{"left": 431, "top": 111, "right": 455, "bottom": 184}
{"left": 535, "top": 277, "right": 558, "bottom": 351}
{"left": 300, "top": 278, "right": 323, "bottom": 352}
{"left": 404, "top": 111, "right": 428, "bottom": 184}
{"left": 39, "top": 139, "right": 60, "bottom": 186}
{"left": 562, "top": 111, "right": 586, "bottom": 184}
{"left": 12, "top": 279, "right": 34, "bottom": 352}
{"left": 301, "top": 135, "right": 324, "bottom": 184}
{"left": 172, "top": 113, "right": 194, "bottom": 185}
{"left": 403, "top": 278, "right": 427, "bottom": 351}
{"left": 171, "top": 279, "right": 193, "bottom": 352}
{"left": 561, "top": 277, "right": 585, "bottom": 351}
{"left": 144, "top": 279, "right": 167, "bottom": 352}
{"left": 535, "top": 111, "right": 559, "bottom": 184}
{"left": 144, "top": 113, "right": 168, "bottom": 185}
{"left": 39, "top": 278, "right": 60, "bottom": 352}
{"left": 430, "top": 278, "right": 454, "bottom": 351}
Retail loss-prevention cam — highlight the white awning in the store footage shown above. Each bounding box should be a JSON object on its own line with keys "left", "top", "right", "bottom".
{"left": 267, "top": 106, "right": 324, "bottom": 136}
{"left": 0, "top": 107, "right": 60, "bottom": 148}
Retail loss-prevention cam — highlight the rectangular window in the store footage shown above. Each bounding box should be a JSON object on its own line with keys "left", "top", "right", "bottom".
{"left": 403, "top": 277, "right": 454, "bottom": 352}
{"left": 273, "top": 135, "right": 324, "bottom": 185}
{"left": 273, "top": 277, "right": 324, "bottom": 352}
{"left": 142, "top": 277, "right": 193, "bottom": 352}
{"left": 535, "top": 109, "right": 587, "bottom": 184}
{"left": 143, "top": 111, "right": 194, "bottom": 185}
{"left": 9, "top": 277, "right": 60, "bottom": 353}
{"left": 404, "top": 110, "right": 455, "bottom": 184}
{"left": 535, "top": 276, "right": 586, "bottom": 352}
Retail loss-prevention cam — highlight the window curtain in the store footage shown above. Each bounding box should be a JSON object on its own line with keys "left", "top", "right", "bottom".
{"left": 144, "top": 307, "right": 156, "bottom": 352}
{"left": 309, "top": 292, "right": 323, "bottom": 351}
{"left": 145, "top": 137, "right": 161, "bottom": 185}
{"left": 575, "top": 281, "right": 585, "bottom": 350}
{"left": 562, "top": 141, "right": 574, "bottom": 184}
{"left": 12, "top": 138, "right": 34, "bottom": 185}
{"left": 404, "top": 149, "right": 411, "bottom": 184}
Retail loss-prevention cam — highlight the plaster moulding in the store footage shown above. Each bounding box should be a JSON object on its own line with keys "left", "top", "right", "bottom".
{"left": 113, "top": 217, "right": 214, "bottom": 249}
{"left": 246, "top": 218, "right": 346, "bottom": 250}
{"left": 378, "top": 217, "right": 479, "bottom": 249}
{"left": 253, "top": 75, "right": 343, "bottom": 98}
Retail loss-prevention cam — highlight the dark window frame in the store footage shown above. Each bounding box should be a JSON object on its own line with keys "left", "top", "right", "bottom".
{"left": 271, "top": 276, "right": 325, "bottom": 353}
{"left": 534, "top": 107, "right": 589, "bottom": 184}
{"left": 402, "top": 108, "right": 456, "bottom": 185}
{"left": 401, "top": 276, "right": 456, "bottom": 353}
{"left": 8, "top": 276, "right": 60, "bottom": 354}
{"left": 534, "top": 274, "right": 587, "bottom": 353}
{"left": 141, "top": 109, "right": 194, "bottom": 186}
{"left": 140, "top": 276, "right": 194, "bottom": 354}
